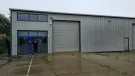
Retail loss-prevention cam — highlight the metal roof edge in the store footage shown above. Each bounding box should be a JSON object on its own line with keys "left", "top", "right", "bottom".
{"left": 9, "top": 8, "right": 135, "bottom": 19}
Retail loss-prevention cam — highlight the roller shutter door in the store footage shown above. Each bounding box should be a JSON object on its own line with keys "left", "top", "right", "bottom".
{"left": 52, "top": 21, "right": 79, "bottom": 52}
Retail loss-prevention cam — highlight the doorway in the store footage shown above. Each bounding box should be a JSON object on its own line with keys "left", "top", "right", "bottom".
{"left": 124, "top": 37, "right": 129, "bottom": 51}
{"left": 18, "top": 31, "right": 48, "bottom": 55}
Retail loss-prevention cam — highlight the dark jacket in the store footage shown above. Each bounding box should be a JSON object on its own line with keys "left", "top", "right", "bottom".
{"left": 31, "top": 41, "right": 39, "bottom": 49}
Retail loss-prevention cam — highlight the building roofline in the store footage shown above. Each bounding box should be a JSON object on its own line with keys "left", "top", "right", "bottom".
{"left": 9, "top": 8, "right": 135, "bottom": 19}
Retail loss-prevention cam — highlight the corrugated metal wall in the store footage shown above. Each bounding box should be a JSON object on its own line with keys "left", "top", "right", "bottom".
{"left": 49, "top": 14, "right": 134, "bottom": 53}
{"left": 11, "top": 10, "right": 135, "bottom": 55}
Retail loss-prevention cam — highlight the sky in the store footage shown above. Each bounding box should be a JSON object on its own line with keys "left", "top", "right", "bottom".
{"left": 0, "top": 0, "right": 135, "bottom": 18}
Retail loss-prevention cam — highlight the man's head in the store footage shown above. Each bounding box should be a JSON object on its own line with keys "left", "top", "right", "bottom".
{"left": 34, "top": 40, "right": 37, "bottom": 43}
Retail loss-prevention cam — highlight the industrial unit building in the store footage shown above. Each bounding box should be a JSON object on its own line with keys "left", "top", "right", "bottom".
{"left": 10, "top": 8, "right": 135, "bottom": 56}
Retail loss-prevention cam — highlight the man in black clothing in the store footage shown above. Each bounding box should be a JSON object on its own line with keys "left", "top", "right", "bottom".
{"left": 30, "top": 40, "right": 40, "bottom": 54}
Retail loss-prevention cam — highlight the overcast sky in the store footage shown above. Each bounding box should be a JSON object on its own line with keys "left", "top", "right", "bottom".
{"left": 0, "top": 0, "right": 135, "bottom": 17}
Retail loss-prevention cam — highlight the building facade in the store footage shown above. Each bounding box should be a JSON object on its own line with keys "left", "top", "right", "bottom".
{"left": 10, "top": 8, "right": 135, "bottom": 56}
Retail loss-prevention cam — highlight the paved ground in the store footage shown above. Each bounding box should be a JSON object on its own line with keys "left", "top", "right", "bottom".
{"left": 0, "top": 60, "right": 8, "bottom": 65}
{"left": 0, "top": 52, "right": 135, "bottom": 76}
{"left": 0, "top": 55, "right": 10, "bottom": 69}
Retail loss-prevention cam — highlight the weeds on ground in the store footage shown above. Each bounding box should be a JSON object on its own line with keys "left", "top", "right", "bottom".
{"left": 0, "top": 47, "right": 7, "bottom": 55}
{"left": 42, "top": 55, "right": 52, "bottom": 65}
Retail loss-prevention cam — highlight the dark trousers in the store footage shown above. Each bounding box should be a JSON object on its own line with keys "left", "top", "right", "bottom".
{"left": 34, "top": 47, "right": 37, "bottom": 53}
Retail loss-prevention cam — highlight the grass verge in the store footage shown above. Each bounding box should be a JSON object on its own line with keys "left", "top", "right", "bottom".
{"left": 0, "top": 47, "right": 7, "bottom": 55}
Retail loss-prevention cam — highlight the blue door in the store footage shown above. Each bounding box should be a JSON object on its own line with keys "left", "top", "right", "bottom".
{"left": 18, "top": 31, "right": 48, "bottom": 55}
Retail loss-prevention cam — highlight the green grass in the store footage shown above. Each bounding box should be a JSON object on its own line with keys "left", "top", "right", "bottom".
{"left": 42, "top": 55, "right": 52, "bottom": 65}
{"left": 0, "top": 47, "right": 8, "bottom": 55}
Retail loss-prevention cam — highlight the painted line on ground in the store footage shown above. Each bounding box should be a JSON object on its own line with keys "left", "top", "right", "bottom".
{"left": 26, "top": 56, "right": 34, "bottom": 76}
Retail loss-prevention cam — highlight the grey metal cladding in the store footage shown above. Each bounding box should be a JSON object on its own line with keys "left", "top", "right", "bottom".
{"left": 50, "top": 14, "right": 130, "bottom": 52}
{"left": 11, "top": 11, "right": 50, "bottom": 55}
{"left": 11, "top": 9, "right": 135, "bottom": 55}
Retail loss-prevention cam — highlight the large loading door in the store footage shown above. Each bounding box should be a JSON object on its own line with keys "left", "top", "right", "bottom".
{"left": 52, "top": 21, "right": 80, "bottom": 52}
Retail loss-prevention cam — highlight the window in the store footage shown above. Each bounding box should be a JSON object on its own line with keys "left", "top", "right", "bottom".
{"left": 17, "top": 13, "right": 48, "bottom": 22}
{"left": 38, "top": 14, "right": 48, "bottom": 22}
{"left": 18, "top": 31, "right": 28, "bottom": 36}
{"left": 18, "top": 13, "right": 28, "bottom": 21}
{"left": 29, "top": 14, "right": 38, "bottom": 21}
{"left": 38, "top": 32, "right": 47, "bottom": 37}
{"left": 29, "top": 32, "right": 37, "bottom": 36}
